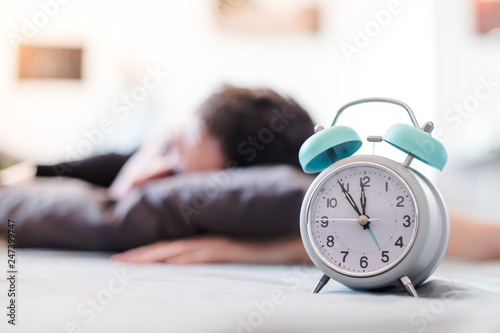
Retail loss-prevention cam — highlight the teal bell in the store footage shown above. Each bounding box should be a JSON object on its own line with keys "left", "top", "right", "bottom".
{"left": 299, "top": 125, "right": 362, "bottom": 174}
{"left": 298, "top": 98, "right": 448, "bottom": 174}
{"left": 383, "top": 123, "right": 448, "bottom": 171}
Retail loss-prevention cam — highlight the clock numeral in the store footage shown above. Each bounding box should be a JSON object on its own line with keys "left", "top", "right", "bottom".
{"left": 396, "top": 196, "right": 404, "bottom": 207}
{"left": 381, "top": 251, "right": 390, "bottom": 263}
{"left": 403, "top": 215, "right": 411, "bottom": 228}
{"left": 341, "top": 251, "right": 349, "bottom": 262}
{"left": 360, "top": 256, "right": 368, "bottom": 269}
{"left": 326, "top": 198, "right": 337, "bottom": 209}
{"left": 321, "top": 216, "right": 329, "bottom": 228}
{"left": 385, "top": 181, "right": 388, "bottom": 192}
{"left": 395, "top": 236, "right": 404, "bottom": 248}
{"left": 359, "top": 176, "right": 370, "bottom": 188}
{"left": 326, "top": 235, "right": 334, "bottom": 247}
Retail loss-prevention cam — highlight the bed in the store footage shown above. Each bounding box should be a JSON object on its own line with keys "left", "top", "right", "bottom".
{"left": 1, "top": 165, "right": 500, "bottom": 332}
{"left": 1, "top": 247, "right": 499, "bottom": 333}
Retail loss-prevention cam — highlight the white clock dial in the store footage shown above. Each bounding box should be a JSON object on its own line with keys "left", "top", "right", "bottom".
{"left": 307, "top": 162, "right": 418, "bottom": 277}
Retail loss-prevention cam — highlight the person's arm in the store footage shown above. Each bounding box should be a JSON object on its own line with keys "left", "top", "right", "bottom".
{"left": 0, "top": 154, "right": 131, "bottom": 187}
{"left": 108, "top": 140, "right": 176, "bottom": 199}
{"left": 112, "top": 235, "right": 311, "bottom": 265}
{"left": 445, "top": 211, "right": 500, "bottom": 260}
{"left": 37, "top": 153, "right": 131, "bottom": 187}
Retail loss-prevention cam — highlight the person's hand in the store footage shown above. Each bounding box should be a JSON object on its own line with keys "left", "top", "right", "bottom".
{"left": 0, "top": 162, "right": 36, "bottom": 186}
{"left": 446, "top": 211, "right": 500, "bottom": 260}
{"left": 108, "top": 143, "right": 177, "bottom": 199}
{"left": 111, "top": 235, "right": 310, "bottom": 265}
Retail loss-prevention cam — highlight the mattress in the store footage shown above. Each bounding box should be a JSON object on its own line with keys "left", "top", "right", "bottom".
{"left": 1, "top": 249, "right": 499, "bottom": 333}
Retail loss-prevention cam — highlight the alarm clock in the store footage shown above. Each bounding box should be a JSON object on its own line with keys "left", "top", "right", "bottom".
{"left": 298, "top": 98, "right": 449, "bottom": 297}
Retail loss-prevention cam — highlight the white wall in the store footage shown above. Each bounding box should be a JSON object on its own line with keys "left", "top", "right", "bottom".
{"left": 434, "top": 0, "right": 500, "bottom": 165}
{"left": 0, "top": 0, "right": 435, "bottom": 168}
{"left": 434, "top": 0, "right": 500, "bottom": 219}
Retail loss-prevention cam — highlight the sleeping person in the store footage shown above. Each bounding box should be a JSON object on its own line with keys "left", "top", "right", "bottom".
{"left": 1, "top": 85, "right": 499, "bottom": 264}
{"left": 0, "top": 85, "right": 315, "bottom": 253}
{"left": 8, "top": 85, "right": 313, "bottom": 196}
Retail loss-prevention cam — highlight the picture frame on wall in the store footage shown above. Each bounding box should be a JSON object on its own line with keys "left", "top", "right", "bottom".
{"left": 215, "top": 0, "right": 321, "bottom": 34}
{"left": 18, "top": 44, "right": 83, "bottom": 80}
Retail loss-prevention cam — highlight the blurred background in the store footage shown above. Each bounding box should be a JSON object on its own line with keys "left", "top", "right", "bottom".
{"left": 0, "top": 0, "right": 499, "bottom": 218}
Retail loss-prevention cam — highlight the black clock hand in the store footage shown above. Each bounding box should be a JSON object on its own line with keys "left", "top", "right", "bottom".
{"left": 358, "top": 183, "right": 380, "bottom": 249}
{"left": 337, "top": 180, "right": 362, "bottom": 216}
{"left": 337, "top": 180, "right": 379, "bottom": 249}
{"left": 360, "top": 184, "right": 366, "bottom": 216}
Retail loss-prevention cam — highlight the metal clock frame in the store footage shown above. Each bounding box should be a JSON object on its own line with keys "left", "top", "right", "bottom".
{"left": 300, "top": 155, "right": 449, "bottom": 296}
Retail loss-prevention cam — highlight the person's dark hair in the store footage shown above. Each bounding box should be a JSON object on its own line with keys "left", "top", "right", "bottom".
{"left": 197, "top": 85, "right": 315, "bottom": 168}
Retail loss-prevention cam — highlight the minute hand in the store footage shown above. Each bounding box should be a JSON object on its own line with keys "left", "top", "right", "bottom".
{"left": 360, "top": 184, "right": 367, "bottom": 216}
{"left": 337, "top": 180, "right": 362, "bottom": 216}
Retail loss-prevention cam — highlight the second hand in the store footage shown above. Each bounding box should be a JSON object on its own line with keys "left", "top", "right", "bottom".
{"left": 367, "top": 227, "right": 381, "bottom": 250}
{"left": 316, "top": 218, "right": 380, "bottom": 222}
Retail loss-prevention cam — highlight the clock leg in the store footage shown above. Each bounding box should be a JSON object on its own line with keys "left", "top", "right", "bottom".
{"left": 312, "top": 274, "right": 330, "bottom": 294}
{"left": 399, "top": 275, "right": 419, "bottom": 298}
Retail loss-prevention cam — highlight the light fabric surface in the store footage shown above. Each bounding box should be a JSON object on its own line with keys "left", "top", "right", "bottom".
{"left": 1, "top": 249, "right": 500, "bottom": 333}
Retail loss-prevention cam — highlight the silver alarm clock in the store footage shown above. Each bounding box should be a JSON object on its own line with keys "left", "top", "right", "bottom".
{"left": 298, "top": 98, "right": 449, "bottom": 297}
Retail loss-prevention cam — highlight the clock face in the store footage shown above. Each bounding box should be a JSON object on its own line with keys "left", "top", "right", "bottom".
{"left": 306, "top": 162, "right": 418, "bottom": 277}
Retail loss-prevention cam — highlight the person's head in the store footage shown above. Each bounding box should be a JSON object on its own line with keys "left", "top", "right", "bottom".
{"left": 171, "top": 85, "right": 315, "bottom": 172}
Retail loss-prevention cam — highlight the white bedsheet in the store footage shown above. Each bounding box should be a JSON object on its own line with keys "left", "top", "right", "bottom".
{"left": 1, "top": 249, "right": 500, "bottom": 333}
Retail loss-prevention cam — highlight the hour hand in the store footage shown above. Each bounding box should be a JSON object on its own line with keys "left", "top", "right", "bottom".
{"left": 337, "top": 180, "right": 362, "bottom": 216}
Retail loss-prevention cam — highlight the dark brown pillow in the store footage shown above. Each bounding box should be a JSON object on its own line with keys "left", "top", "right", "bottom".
{"left": 0, "top": 165, "right": 313, "bottom": 251}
